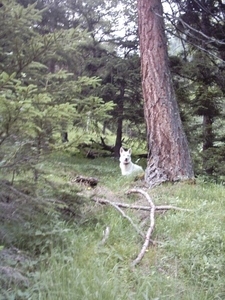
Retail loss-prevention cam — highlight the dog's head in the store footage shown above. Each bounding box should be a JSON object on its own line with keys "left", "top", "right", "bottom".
{"left": 119, "top": 147, "right": 132, "bottom": 164}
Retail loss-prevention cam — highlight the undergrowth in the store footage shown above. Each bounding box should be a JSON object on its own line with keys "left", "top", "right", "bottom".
{"left": 0, "top": 153, "right": 225, "bottom": 299}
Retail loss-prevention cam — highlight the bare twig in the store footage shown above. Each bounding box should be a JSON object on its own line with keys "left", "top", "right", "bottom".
{"left": 91, "top": 196, "right": 150, "bottom": 211}
{"left": 91, "top": 189, "right": 192, "bottom": 267}
{"left": 156, "top": 205, "right": 192, "bottom": 212}
{"left": 127, "top": 189, "right": 156, "bottom": 267}
{"left": 94, "top": 197, "right": 144, "bottom": 238}
{"left": 91, "top": 196, "right": 191, "bottom": 212}
{"left": 99, "top": 226, "right": 110, "bottom": 245}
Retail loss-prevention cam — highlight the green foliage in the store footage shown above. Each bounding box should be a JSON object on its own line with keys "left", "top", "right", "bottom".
{"left": 0, "top": 0, "right": 115, "bottom": 180}
{"left": 169, "top": 1, "right": 225, "bottom": 178}
{"left": 1, "top": 0, "right": 225, "bottom": 296}
{"left": 0, "top": 0, "right": 146, "bottom": 162}
{"left": 192, "top": 81, "right": 222, "bottom": 118}
{"left": 200, "top": 146, "right": 225, "bottom": 180}
{"left": 170, "top": 50, "right": 225, "bottom": 179}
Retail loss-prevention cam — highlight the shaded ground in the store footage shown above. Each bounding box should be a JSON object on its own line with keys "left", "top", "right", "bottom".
{"left": 0, "top": 173, "right": 149, "bottom": 296}
{"left": 0, "top": 247, "right": 30, "bottom": 290}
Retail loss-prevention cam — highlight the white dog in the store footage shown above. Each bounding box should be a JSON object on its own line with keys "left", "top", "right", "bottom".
{"left": 119, "top": 147, "right": 144, "bottom": 176}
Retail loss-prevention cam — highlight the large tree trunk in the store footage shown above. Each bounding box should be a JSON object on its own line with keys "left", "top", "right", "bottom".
{"left": 137, "top": 0, "right": 194, "bottom": 187}
{"left": 114, "top": 111, "right": 123, "bottom": 158}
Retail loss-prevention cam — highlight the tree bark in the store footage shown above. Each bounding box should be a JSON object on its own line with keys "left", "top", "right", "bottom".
{"left": 137, "top": 0, "right": 194, "bottom": 187}
{"left": 114, "top": 85, "right": 125, "bottom": 158}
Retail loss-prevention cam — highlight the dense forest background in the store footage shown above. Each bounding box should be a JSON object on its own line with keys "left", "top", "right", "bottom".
{"left": 1, "top": 0, "right": 225, "bottom": 182}
{"left": 1, "top": 1, "right": 225, "bottom": 299}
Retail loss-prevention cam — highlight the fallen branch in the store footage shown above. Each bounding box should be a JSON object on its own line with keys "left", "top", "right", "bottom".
{"left": 93, "top": 197, "right": 144, "bottom": 238}
{"left": 92, "top": 196, "right": 150, "bottom": 211}
{"left": 91, "top": 196, "right": 191, "bottom": 212}
{"left": 156, "top": 205, "right": 192, "bottom": 211}
{"left": 127, "top": 189, "right": 156, "bottom": 267}
{"left": 91, "top": 189, "right": 192, "bottom": 267}
{"left": 112, "top": 203, "right": 144, "bottom": 237}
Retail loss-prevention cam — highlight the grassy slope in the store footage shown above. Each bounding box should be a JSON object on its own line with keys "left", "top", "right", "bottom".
{"left": 1, "top": 153, "right": 225, "bottom": 299}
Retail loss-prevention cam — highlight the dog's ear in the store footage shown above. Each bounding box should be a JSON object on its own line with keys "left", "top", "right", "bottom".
{"left": 120, "top": 147, "right": 124, "bottom": 154}
{"left": 128, "top": 148, "right": 132, "bottom": 154}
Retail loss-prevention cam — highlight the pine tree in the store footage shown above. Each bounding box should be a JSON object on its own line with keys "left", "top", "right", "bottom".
{"left": 167, "top": 0, "right": 225, "bottom": 178}
{"left": 0, "top": 0, "right": 114, "bottom": 180}
{"left": 137, "top": 0, "right": 194, "bottom": 187}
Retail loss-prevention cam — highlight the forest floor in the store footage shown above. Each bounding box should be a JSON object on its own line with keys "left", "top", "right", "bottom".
{"left": 0, "top": 152, "right": 225, "bottom": 300}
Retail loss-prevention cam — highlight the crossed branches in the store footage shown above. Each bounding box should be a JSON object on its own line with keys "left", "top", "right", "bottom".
{"left": 92, "top": 188, "right": 191, "bottom": 267}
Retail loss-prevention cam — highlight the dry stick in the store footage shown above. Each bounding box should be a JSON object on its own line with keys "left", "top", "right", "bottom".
{"left": 92, "top": 196, "right": 191, "bottom": 212}
{"left": 127, "top": 189, "right": 156, "bottom": 267}
{"left": 99, "top": 226, "right": 110, "bottom": 245}
{"left": 92, "top": 192, "right": 191, "bottom": 267}
{"left": 156, "top": 205, "right": 192, "bottom": 211}
{"left": 92, "top": 197, "right": 150, "bottom": 211}
{"left": 93, "top": 197, "right": 144, "bottom": 238}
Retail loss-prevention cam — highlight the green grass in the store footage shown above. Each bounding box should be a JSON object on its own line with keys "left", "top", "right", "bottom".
{"left": 1, "top": 154, "right": 225, "bottom": 299}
